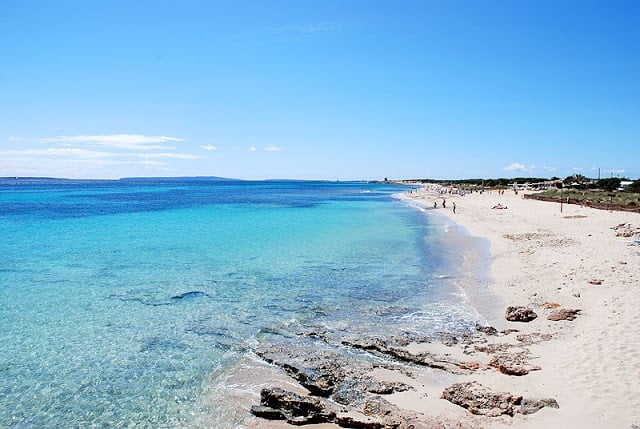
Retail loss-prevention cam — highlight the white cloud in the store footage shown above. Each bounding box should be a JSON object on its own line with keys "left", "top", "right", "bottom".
{"left": 40, "top": 134, "right": 184, "bottom": 150}
{"left": 249, "top": 146, "right": 257, "bottom": 152}
{"left": 265, "top": 144, "right": 282, "bottom": 152}
{"left": 201, "top": 144, "right": 217, "bottom": 151}
{"left": 503, "top": 162, "right": 535, "bottom": 172}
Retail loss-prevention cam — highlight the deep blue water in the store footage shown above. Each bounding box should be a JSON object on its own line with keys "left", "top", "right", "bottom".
{"left": 0, "top": 178, "right": 484, "bottom": 428}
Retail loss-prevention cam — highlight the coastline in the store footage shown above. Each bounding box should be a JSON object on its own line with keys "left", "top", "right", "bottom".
{"left": 402, "top": 185, "right": 640, "bottom": 428}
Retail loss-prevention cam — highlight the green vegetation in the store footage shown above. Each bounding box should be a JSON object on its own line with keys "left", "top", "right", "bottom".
{"left": 536, "top": 188, "right": 640, "bottom": 207}
{"left": 402, "top": 176, "right": 640, "bottom": 210}
{"left": 595, "top": 177, "right": 621, "bottom": 192}
{"left": 626, "top": 180, "right": 640, "bottom": 193}
{"left": 404, "top": 177, "right": 549, "bottom": 188}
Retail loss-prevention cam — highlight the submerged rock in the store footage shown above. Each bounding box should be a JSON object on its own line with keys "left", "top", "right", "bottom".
{"left": 505, "top": 306, "right": 538, "bottom": 322}
{"left": 170, "top": 290, "right": 211, "bottom": 300}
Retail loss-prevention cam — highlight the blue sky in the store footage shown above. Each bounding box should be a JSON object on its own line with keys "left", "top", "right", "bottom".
{"left": 1, "top": 0, "right": 638, "bottom": 180}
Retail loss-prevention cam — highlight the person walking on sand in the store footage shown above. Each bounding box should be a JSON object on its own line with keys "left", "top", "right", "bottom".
{"left": 452, "top": 202, "right": 456, "bottom": 214}
{"left": 442, "top": 199, "right": 446, "bottom": 208}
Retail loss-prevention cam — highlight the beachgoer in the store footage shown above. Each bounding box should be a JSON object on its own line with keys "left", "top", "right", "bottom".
{"left": 433, "top": 201, "right": 437, "bottom": 208}
{"left": 453, "top": 202, "right": 456, "bottom": 214}
{"left": 442, "top": 199, "right": 446, "bottom": 208}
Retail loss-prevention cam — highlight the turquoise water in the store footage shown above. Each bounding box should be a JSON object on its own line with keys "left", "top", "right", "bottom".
{"left": 0, "top": 179, "right": 484, "bottom": 428}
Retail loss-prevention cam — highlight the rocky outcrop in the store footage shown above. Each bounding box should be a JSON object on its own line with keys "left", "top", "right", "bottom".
{"left": 442, "top": 381, "right": 523, "bottom": 417}
{"left": 341, "top": 337, "right": 481, "bottom": 374}
{"left": 505, "top": 306, "right": 538, "bottom": 322}
{"left": 442, "top": 382, "right": 559, "bottom": 417}
{"left": 548, "top": 308, "right": 581, "bottom": 321}
{"left": 251, "top": 387, "right": 428, "bottom": 428}
{"left": 251, "top": 388, "right": 336, "bottom": 425}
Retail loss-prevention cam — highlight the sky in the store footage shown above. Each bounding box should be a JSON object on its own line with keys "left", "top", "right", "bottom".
{"left": 1, "top": 0, "right": 638, "bottom": 181}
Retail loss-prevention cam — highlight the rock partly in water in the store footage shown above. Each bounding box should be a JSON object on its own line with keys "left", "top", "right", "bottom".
{"left": 505, "top": 306, "right": 538, "bottom": 322}
{"left": 547, "top": 308, "right": 581, "bottom": 321}
{"left": 441, "top": 381, "right": 523, "bottom": 417}
{"left": 251, "top": 388, "right": 336, "bottom": 425}
{"left": 341, "top": 337, "right": 480, "bottom": 374}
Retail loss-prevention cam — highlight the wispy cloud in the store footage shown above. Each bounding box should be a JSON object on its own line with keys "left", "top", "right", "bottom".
{"left": 0, "top": 148, "right": 199, "bottom": 160}
{"left": 269, "top": 22, "right": 340, "bottom": 34}
{"left": 136, "top": 152, "right": 199, "bottom": 160}
{"left": 201, "top": 144, "right": 217, "bottom": 151}
{"left": 503, "top": 162, "right": 535, "bottom": 172}
{"left": 3, "top": 133, "right": 196, "bottom": 178}
{"left": 40, "top": 134, "right": 184, "bottom": 150}
{"left": 265, "top": 144, "right": 282, "bottom": 152}
{"left": 248, "top": 146, "right": 257, "bottom": 152}
{"left": 606, "top": 168, "right": 626, "bottom": 175}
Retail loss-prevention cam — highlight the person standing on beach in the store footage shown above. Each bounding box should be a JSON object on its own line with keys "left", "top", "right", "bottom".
{"left": 442, "top": 199, "right": 446, "bottom": 208}
{"left": 453, "top": 202, "right": 456, "bottom": 214}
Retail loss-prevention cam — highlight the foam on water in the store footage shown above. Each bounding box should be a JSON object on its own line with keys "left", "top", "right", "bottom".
{"left": 0, "top": 179, "right": 492, "bottom": 428}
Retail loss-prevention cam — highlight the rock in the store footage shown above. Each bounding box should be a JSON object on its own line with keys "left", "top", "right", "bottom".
{"left": 516, "top": 332, "right": 553, "bottom": 345}
{"left": 342, "top": 337, "right": 477, "bottom": 374}
{"left": 520, "top": 398, "right": 560, "bottom": 415}
{"left": 489, "top": 354, "right": 541, "bottom": 376}
{"left": 476, "top": 324, "right": 498, "bottom": 336}
{"left": 250, "top": 405, "right": 284, "bottom": 420}
{"left": 253, "top": 388, "right": 336, "bottom": 425}
{"left": 334, "top": 414, "right": 384, "bottom": 429}
{"left": 547, "top": 308, "right": 581, "bottom": 321}
{"left": 541, "top": 302, "right": 561, "bottom": 309}
{"left": 588, "top": 279, "right": 603, "bottom": 285}
{"left": 505, "top": 306, "right": 538, "bottom": 322}
{"left": 170, "top": 290, "right": 210, "bottom": 300}
{"left": 442, "top": 381, "right": 522, "bottom": 417}
{"left": 255, "top": 345, "right": 347, "bottom": 396}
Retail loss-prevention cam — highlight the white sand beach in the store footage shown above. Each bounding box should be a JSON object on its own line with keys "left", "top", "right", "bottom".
{"left": 402, "top": 186, "right": 640, "bottom": 428}
{"left": 244, "top": 184, "right": 640, "bottom": 429}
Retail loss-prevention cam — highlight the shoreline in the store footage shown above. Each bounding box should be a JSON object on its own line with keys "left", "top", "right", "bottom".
{"left": 237, "top": 183, "right": 640, "bottom": 428}
{"left": 402, "top": 185, "right": 640, "bottom": 428}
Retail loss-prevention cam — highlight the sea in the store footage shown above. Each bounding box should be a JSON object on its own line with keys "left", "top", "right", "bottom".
{"left": 0, "top": 178, "right": 493, "bottom": 428}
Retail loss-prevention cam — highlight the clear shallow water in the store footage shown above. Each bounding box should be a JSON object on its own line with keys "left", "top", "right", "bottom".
{"left": 0, "top": 178, "right": 485, "bottom": 428}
